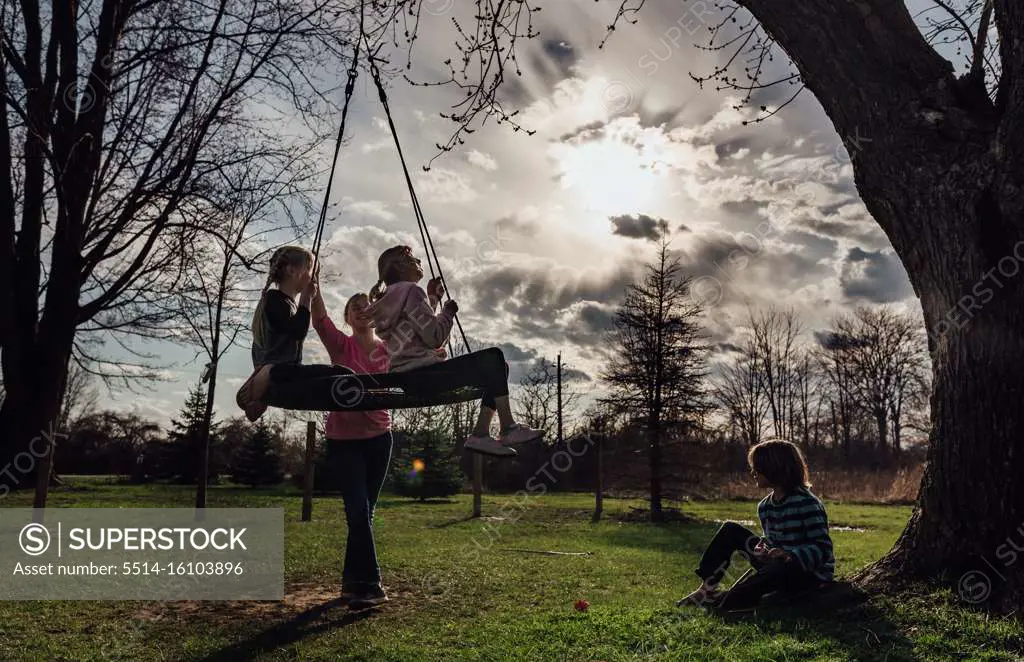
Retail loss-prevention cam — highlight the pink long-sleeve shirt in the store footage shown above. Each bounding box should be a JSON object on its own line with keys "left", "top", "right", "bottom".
{"left": 312, "top": 314, "right": 391, "bottom": 441}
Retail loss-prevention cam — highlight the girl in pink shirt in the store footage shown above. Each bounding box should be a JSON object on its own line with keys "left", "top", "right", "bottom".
{"left": 310, "top": 289, "right": 392, "bottom": 610}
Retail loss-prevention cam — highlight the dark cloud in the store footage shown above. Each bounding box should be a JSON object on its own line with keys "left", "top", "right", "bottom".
{"left": 558, "top": 120, "right": 607, "bottom": 144}
{"left": 495, "top": 214, "right": 540, "bottom": 236}
{"left": 840, "top": 248, "right": 914, "bottom": 304}
{"left": 519, "top": 356, "right": 593, "bottom": 384}
{"left": 678, "top": 223, "right": 691, "bottom": 233}
{"left": 814, "top": 331, "right": 873, "bottom": 351}
{"left": 719, "top": 199, "right": 767, "bottom": 219}
{"left": 579, "top": 303, "right": 615, "bottom": 334}
{"left": 522, "top": 36, "right": 580, "bottom": 98}
{"left": 680, "top": 231, "right": 835, "bottom": 304}
{"left": 492, "top": 341, "right": 537, "bottom": 363}
{"left": 610, "top": 213, "right": 670, "bottom": 241}
{"left": 468, "top": 264, "right": 637, "bottom": 348}
{"left": 784, "top": 230, "right": 839, "bottom": 262}
{"left": 636, "top": 104, "right": 688, "bottom": 130}
{"left": 541, "top": 39, "right": 577, "bottom": 76}
{"left": 798, "top": 215, "right": 889, "bottom": 249}
{"left": 499, "top": 77, "right": 532, "bottom": 107}
{"left": 715, "top": 137, "right": 753, "bottom": 159}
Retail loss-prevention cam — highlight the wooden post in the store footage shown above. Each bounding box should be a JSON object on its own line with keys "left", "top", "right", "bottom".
{"left": 472, "top": 453, "right": 483, "bottom": 517}
{"left": 592, "top": 431, "right": 603, "bottom": 522}
{"left": 302, "top": 421, "right": 315, "bottom": 522}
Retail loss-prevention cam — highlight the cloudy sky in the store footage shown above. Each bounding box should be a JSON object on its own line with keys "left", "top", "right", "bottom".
{"left": 101, "top": 0, "right": 952, "bottom": 427}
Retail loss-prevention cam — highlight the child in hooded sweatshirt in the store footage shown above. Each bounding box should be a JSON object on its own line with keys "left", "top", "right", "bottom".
{"left": 367, "top": 245, "right": 544, "bottom": 457}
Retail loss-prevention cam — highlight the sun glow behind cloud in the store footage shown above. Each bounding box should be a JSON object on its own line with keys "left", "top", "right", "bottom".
{"left": 549, "top": 115, "right": 717, "bottom": 231}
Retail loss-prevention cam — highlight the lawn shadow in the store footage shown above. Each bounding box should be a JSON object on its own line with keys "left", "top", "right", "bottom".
{"left": 431, "top": 513, "right": 478, "bottom": 529}
{"left": 712, "top": 583, "right": 916, "bottom": 661}
{"left": 192, "top": 598, "right": 375, "bottom": 662}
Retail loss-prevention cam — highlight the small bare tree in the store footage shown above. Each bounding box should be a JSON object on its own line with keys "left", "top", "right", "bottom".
{"left": 831, "top": 307, "right": 930, "bottom": 455}
{"left": 713, "top": 340, "right": 768, "bottom": 445}
{"left": 514, "top": 357, "right": 583, "bottom": 437}
{"left": 0, "top": 0, "right": 355, "bottom": 492}
{"left": 748, "top": 307, "right": 802, "bottom": 440}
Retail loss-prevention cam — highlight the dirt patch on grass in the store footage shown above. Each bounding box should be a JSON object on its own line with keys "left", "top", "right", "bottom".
{"left": 127, "top": 581, "right": 393, "bottom": 626}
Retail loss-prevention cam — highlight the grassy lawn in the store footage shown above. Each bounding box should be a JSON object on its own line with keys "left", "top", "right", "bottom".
{"left": 0, "top": 481, "right": 1021, "bottom": 661}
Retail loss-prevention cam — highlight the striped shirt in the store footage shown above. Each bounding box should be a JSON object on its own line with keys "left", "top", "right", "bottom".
{"left": 757, "top": 487, "right": 835, "bottom": 582}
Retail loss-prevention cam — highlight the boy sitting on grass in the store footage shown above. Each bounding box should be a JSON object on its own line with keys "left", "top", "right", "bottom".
{"left": 679, "top": 439, "right": 834, "bottom": 611}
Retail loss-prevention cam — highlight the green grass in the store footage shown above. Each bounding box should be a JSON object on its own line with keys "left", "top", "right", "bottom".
{"left": 0, "top": 481, "right": 1021, "bottom": 661}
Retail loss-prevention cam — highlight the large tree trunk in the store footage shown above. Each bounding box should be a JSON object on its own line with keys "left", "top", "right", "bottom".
{"left": 0, "top": 332, "right": 75, "bottom": 494}
{"left": 845, "top": 75, "right": 1024, "bottom": 611}
{"left": 735, "top": 0, "right": 1024, "bottom": 608}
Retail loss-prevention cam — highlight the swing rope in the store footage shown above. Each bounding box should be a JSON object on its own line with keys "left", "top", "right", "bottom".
{"left": 367, "top": 54, "right": 472, "bottom": 356}
{"left": 309, "top": 12, "right": 472, "bottom": 356}
{"left": 311, "top": 8, "right": 365, "bottom": 263}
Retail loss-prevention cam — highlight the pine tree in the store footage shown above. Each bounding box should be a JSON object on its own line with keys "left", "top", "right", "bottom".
{"left": 233, "top": 421, "right": 285, "bottom": 488}
{"left": 602, "top": 238, "right": 711, "bottom": 522}
{"left": 390, "top": 430, "right": 463, "bottom": 501}
{"left": 165, "top": 385, "right": 218, "bottom": 484}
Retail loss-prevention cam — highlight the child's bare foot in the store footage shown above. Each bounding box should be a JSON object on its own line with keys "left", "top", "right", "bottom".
{"left": 236, "top": 365, "right": 273, "bottom": 422}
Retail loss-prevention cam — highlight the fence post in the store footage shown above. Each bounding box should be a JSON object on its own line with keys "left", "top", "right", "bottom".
{"left": 592, "top": 433, "right": 603, "bottom": 522}
{"left": 472, "top": 453, "right": 483, "bottom": 517}
{"left": 302, "top": 421, "right": 315, "bottom": 522}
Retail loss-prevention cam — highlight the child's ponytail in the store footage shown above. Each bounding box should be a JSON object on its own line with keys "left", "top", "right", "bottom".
{"left": 369, "top": 245, "right": 413, "bottom": 303}
{"left": 251, "top": 271, "right": 276, "bottom": 348}
{"left": 368, "top": 279, "right": 386, "bottom": 303}
{"left": 252, "top": 246, "right": 310, "bottom": 348}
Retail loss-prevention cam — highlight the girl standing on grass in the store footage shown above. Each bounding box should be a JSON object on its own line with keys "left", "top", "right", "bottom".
{"left": 679, "top": 439, "right": 835, "bottom": 611}
{"left": 311, "top": 288, "right": 392, "bottom": 610}
{"left": 367, "top": 245, "right": 544, "bottom": 457}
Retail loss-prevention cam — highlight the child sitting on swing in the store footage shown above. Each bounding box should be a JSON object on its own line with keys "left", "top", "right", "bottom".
{"left": 367, "top": 245, "right": 543, "bottom": 457}
{"left": 236, "top": 244, "right": 543, "bottom": 457}
{"left": 238, "top": 245, "right": 318, "bottom": 421}
{"left": 678, "top": 439, "right": 834, "bottom": 611}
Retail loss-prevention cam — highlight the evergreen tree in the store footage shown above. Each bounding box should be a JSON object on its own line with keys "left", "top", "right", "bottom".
{"left": 234, "top": 421, "right": 285, "bottom": 488}
{"left": 390, "top": 430, "right": 463, "bottom": 501}
{"left": 165, "top": 385, "right": 219, "bottom": 484}
{"left": 602, "top": 238, "right": 711, "bottom": 522}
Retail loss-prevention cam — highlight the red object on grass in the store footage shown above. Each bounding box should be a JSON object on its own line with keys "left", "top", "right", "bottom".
{"left": 574, "top": 599, "right": 590, "bottom": 612}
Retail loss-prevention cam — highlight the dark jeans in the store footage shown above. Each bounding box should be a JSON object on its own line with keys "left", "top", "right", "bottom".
{"left": 696, "top": 521, "right": 821, "bottom": 609}
{"left": 326, "top": 432, "right": 393, "bottom": 588}
{"left": 266, "top": 347, "right": 510, "bottom": 411}
{"left": 400, "top": 347, "right": 509, "bottom": 409}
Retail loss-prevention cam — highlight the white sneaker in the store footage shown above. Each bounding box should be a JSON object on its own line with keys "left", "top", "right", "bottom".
{"left": 499, "top": 424, "right": 544, "bottom": 445}
{"left": 465, "top": 435, "right": 517, "bottom": 457}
